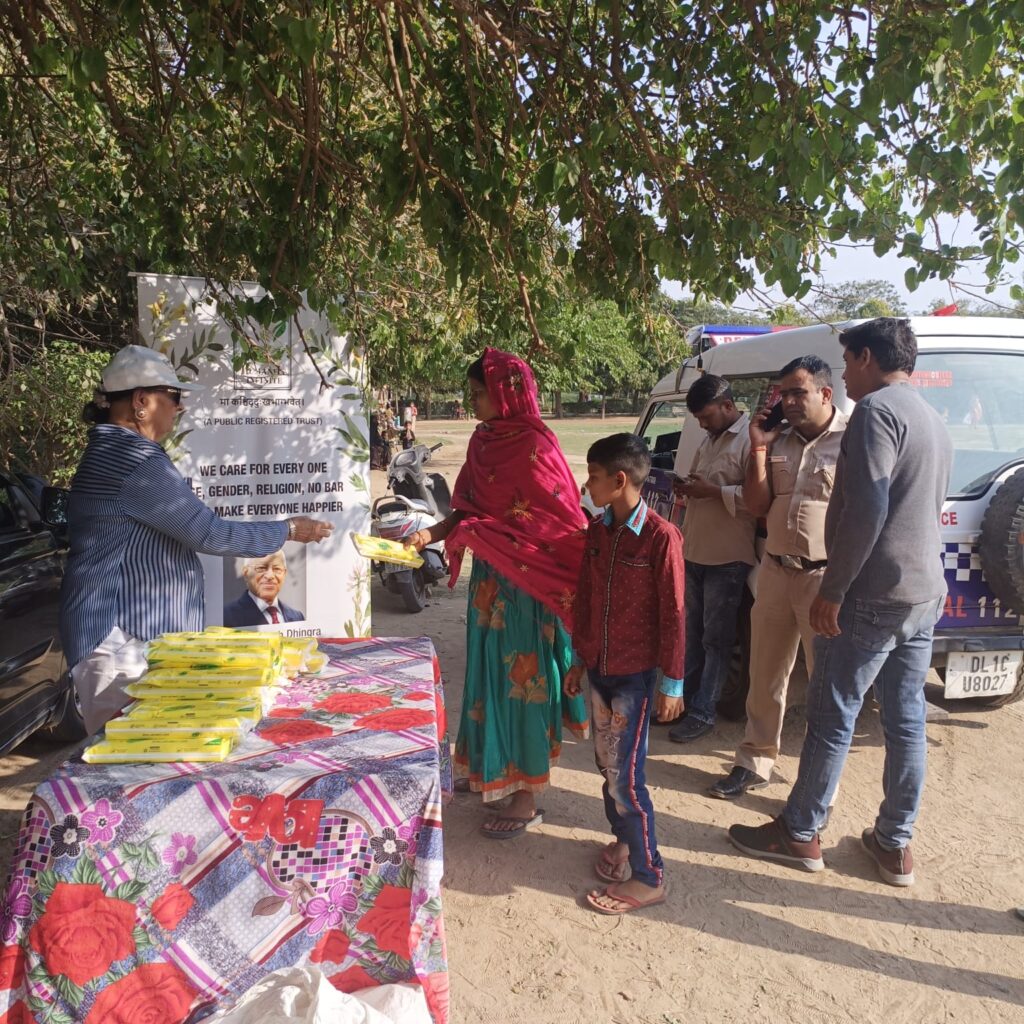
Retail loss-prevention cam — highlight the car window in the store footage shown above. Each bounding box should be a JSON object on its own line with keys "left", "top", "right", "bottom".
{"left": 640, "top": 400, "right": 688, "bottom": 468}
{"left": 723, "top": 374, "right": 778, "bottom": 419}
{"left": 911, "top": 352, "right": 1024, "bottom": 497}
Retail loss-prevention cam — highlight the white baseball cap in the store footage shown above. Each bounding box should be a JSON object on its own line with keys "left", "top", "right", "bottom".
{"left": 100, "top": 345, "right": 203, "bottom": 394}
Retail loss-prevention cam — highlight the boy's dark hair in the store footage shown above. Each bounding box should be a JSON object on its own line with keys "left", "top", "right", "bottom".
{"left": 467, "top": 355, "right": 486, "bottom": 383}
{"left": 685, "top": 373, "right": 732, "bottom": 413}
{"left": 778, "top": 354, "right": 832, "bottom": 390}
{"left": 839, "top": 317, "right": 917, "bottom": 374}
{"left": 587, "top": 433, "right": 651, "bottom": 486}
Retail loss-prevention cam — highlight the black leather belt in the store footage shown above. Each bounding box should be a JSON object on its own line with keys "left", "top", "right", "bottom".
{"left": 769, "top": 552, "right": 828, "bottom": 572}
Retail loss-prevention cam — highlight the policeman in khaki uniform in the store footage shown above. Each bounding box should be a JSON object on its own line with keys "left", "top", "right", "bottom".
{"left": 709, "top": 355, "right": 847, "bottom": 799}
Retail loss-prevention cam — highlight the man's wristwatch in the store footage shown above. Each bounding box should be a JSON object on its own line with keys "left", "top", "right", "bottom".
{"left": 287, "top": 518, "right": 297, "bottom": 540}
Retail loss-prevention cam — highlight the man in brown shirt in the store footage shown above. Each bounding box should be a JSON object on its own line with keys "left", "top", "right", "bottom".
{"left": 709, "top": 355, "right": 846, "bottom": 797}
{"left": 669, "top": 374, "right": 757, "bottom": 742}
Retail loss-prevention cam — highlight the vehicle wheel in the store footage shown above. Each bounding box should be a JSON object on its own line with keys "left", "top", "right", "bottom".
{"left": 46, "top": 684, "right": 88, "bottom": 742}
{"left": 978, "top": 467, "right": 1024, "bottom": 613}
{"left": 398, "top": 575, "right": 427, "bottom": 613}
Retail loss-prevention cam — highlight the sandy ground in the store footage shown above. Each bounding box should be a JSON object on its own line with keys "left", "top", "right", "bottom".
{"left": 2, "top": 417, "right": 1022, "bottom": 1024}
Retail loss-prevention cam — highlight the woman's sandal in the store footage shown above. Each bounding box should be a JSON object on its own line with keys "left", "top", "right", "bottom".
{"left": 585, "top": 883, "right": 667, "bottom": 916}
{"left": 479, "top": 809, "right": 544, "bottom": 840}
{"left": 595, "top": 843, "right": 630, "bottom": 883}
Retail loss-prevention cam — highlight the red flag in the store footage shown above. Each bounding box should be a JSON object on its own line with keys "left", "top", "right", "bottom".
{"left": 933, "top": 303, "right": 958, "bottom": 316}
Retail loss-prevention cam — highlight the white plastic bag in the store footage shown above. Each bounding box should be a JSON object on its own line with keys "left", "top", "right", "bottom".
{"left": 205, "top": 966, "right": 432, "bottom": 1024}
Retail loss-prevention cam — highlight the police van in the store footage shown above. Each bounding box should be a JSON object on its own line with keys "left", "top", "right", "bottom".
{"left": 636, "top": 316, "right": 1024, "bottom": 709}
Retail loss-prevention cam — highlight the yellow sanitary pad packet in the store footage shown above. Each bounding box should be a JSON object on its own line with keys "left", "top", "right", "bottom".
{"left": 351, "top": 532, "right": 424, "bottom": 568}
{"left": 83, "top": 733, "right": 236, "bottom": 763}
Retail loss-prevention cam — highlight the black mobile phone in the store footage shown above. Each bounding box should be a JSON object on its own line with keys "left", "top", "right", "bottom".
{"left": 763, "top": 401, "right": 786, "bottom": 430}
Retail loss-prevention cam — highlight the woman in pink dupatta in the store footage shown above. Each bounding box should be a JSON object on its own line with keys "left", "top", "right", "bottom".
{"left": 406, "top": 348, "right": 590, "bottom": 837}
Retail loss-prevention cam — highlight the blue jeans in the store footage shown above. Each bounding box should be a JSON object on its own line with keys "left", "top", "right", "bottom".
{"left": 782, "top": 596, "right": 944, "bottom": 847}
{"left": 588, "top": 668, "right": 663, "bottom": 888}
{"left": 683, "top": 560, "right": 750, "bottom": 725}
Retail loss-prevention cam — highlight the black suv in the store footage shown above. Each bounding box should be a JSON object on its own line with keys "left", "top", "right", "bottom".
{"left": 0, "top": 469, "right": 85, "bottom": 753}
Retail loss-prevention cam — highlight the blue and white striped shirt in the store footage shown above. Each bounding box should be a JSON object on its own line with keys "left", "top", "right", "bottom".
{"left": 60, "top": 425, "right": 289, "bottom": 667}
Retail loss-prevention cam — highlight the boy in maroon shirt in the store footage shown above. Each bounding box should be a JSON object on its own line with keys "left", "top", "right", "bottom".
{"left": 564, "top": 433, "right": 685, "bottom": 915}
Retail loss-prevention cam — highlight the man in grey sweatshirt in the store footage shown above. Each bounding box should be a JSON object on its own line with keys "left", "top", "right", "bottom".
{"left": 729, "top": 318, "right": 953, "bottom": 887}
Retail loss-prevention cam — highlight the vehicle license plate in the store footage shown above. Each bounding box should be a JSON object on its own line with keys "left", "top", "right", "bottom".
{"left": 943, "top": 651, "right": 1022, "bottom": 698}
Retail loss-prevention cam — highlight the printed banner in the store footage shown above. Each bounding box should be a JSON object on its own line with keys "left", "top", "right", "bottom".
{"left": 136, "top": 274, "right": 371, "bottom": 638}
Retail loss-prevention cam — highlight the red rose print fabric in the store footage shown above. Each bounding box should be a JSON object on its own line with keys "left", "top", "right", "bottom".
{"left": 29, "top": 883, "right": 136, "bottom": 986}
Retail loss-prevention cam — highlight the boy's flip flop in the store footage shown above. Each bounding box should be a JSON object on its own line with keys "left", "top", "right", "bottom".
{"left": 595, "top": 843, "right": 630, "bottom": 883}
{"left": 480, "top": 809, "right": 544, "bottom": 840}
{"left": 585, "top": 883, "right": 667, "bottom": 916}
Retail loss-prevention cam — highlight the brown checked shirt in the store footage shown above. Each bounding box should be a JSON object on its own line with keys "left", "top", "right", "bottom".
{"left": 680, "top": 413, "right": 757, "bottom": 566}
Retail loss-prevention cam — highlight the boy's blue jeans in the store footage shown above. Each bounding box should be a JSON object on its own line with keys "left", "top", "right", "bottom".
{"left": 588, "top": 668, "right": 664, "bottom": 888}
{"left": 782, "top": 596, "right": 944, "bottom": 848}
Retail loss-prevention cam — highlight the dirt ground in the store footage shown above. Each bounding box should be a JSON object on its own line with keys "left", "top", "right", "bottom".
{"left": 2, "top": 416, "right": 1022, "bottom": 1024}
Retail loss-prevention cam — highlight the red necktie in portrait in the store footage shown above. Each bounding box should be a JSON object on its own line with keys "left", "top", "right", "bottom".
{"left": 269, "top": 606, "right": 280, "bottom": 624}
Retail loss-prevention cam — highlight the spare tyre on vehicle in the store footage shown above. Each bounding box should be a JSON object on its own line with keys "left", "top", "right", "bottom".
{"left": 977, "top": 466, "right": 1024, "bottom": 706}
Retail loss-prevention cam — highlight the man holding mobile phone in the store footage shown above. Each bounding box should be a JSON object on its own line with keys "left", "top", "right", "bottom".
{"left": 709, "top": 355, "right": 846, "bottom": 799}
{"left": 666, "top": 374, "right": 757, "bottom": 742}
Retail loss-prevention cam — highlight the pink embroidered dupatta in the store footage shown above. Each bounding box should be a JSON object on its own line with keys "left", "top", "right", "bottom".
{"left": 446, "top": 349, "right": 587, "bottom": 629}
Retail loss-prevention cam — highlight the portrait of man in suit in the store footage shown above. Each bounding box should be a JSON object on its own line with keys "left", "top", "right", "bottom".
{"left": 223, "top": 550, "right": 305, "bottom": 626}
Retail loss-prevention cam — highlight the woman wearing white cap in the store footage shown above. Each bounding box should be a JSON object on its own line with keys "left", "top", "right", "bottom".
{"left": 60, "top": 345, "right": 334, "bottom": 733}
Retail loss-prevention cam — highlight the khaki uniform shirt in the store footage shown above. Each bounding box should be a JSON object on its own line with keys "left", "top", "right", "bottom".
{"left": 765, "top": 409, "right": 847, "bottom": 562}
{"left": 681, "top": 413, "right": 757, "bottom": 566}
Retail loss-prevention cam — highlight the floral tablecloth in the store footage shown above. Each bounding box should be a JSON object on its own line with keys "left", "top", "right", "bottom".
{"left": 0, "top": 637, "right": 450, "bottom": 1024}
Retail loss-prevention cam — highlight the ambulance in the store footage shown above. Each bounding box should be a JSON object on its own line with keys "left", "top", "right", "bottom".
{"left": 636, "top": 317, "right": 1024, "bottom": 709}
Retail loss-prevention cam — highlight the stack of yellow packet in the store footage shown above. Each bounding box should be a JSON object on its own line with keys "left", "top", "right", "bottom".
{"left": 86, "top": 629, "right": 293, "bottom": 763}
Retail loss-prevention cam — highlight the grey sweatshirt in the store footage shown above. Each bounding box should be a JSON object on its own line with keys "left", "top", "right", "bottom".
{"left": 819, "top": 381, "right": 952, "bottom": 606}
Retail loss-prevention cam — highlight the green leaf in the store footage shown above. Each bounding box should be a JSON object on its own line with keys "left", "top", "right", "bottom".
{"left": 360, "top": 874, "right": 385, "bottom": 900}
{"left": 114, "top": 880, "right": 148, "bottom": 903}
{"left": 79, "top": 47, "right": 108, "bottom": 82}
{"left": 36, "top": 869, "right": 59, "bottom": 898}
{"left": 69, "top": 855, "right": 102, "bottom": 887}
{"left": 133, "top": 924, "right": 154, "bottom": 950}
{"left": 52, "top": 971, "right": 85, "bottom": 1010}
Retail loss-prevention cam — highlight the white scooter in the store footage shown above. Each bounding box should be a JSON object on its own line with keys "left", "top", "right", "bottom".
{"left": 370, "top": 442, "right": 451, "bottom": 612}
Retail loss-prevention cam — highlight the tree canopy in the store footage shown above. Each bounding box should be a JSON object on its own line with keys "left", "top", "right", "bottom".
{"left": 3, "top": 0, "right": 1023, "bottom": 365}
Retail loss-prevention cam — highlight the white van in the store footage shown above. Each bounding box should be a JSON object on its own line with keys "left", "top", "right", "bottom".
{"left": 635, "top": 316, "right": 1024, "bottom": 709}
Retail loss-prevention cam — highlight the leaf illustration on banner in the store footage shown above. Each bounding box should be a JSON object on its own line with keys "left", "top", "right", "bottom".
{"left": 132, "top": 925, "right": 154, "bottom": 951}
{"left": 252, "top": 896, "right": 287, "bottom": 917}
{"left": 341, "top": 412, "right": 368, "bottom": 449}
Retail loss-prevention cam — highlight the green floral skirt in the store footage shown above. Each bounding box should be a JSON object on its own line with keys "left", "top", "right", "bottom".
{"left": 454, "top": 559, "right": 589, "bottom": 802}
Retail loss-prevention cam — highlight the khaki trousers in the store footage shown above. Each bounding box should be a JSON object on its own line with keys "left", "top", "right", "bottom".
{"left": 735, "top": 556, "right": 822, "bottom": 780}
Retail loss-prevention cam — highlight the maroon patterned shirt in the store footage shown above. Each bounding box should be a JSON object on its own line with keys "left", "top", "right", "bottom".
{"left": 572, "top": 500, "right": 685, "bottom": 679}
